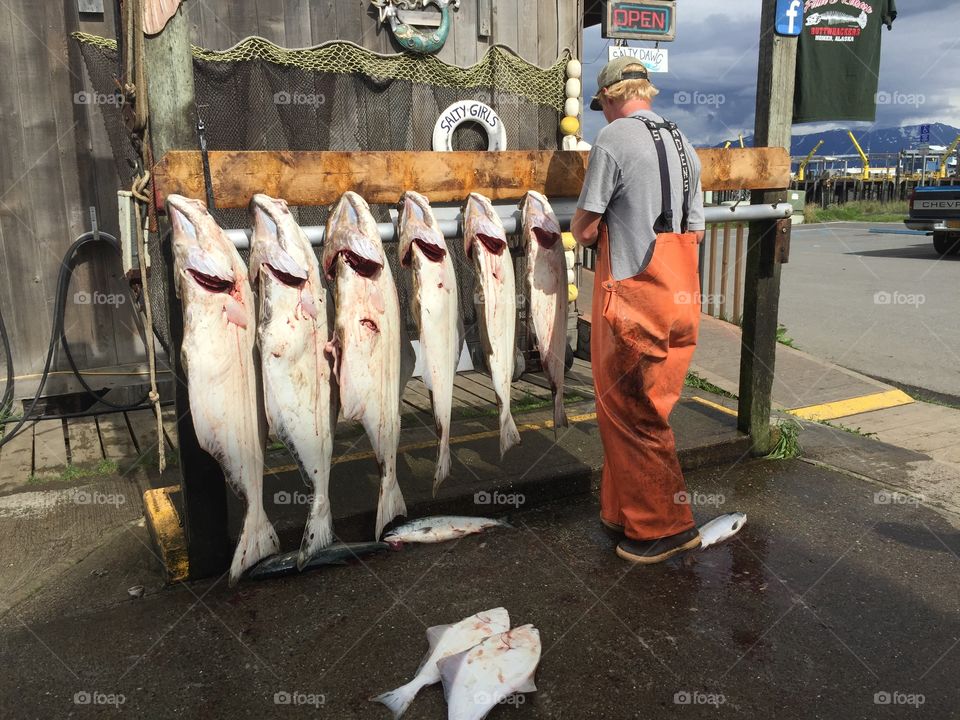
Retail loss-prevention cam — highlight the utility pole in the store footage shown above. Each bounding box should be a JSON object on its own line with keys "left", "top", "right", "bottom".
{"left": 143, "top": 7, "right": 232, "bottom": 579}
{"left": 737, "top": 0, "right": 798, "bottom": 454}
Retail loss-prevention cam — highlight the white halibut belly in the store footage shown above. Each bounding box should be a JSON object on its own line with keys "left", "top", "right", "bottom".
{"left": 528, "top": 245, "right": 567, "bottom": 385}
{"left": 258, "top": 286, "right": 333, "bottom": 479}
{"left": 412, "top": 250, "right": 459, "bottom": 418}
{"left": 181, "top": 299, "right": 263, "bottom": 491}
{"left": 334, "top": 267, "right": 402, "bottom": 457}
{"left": 475, "top": 246, "right": 516, "bottom": 394}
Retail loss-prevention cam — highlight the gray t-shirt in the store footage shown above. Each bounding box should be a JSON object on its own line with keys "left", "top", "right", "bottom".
{"left": 577, "top": 110, "right": 705, "bottom": 281}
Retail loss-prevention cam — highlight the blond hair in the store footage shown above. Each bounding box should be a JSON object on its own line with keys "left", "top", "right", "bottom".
{"left": 602, "top": 63, "right": 659, "bottom": 103}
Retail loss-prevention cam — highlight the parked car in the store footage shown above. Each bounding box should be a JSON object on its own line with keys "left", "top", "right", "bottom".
{"left": 905, "top": 186, "right": 960, "bottom": 255}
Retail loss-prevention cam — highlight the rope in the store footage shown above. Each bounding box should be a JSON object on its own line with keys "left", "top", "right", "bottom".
{"left": 131, "top": 171, "right": 165, "bottom": 472}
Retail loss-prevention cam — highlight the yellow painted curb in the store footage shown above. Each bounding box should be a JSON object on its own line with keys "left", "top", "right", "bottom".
{"left": 788, "top": 389, "right": 913, "bottom": 422}
{"left": 689, "top": 396, "right": 739, "bottom": 418}
{"left": 143, "top": 486, "right": 189, "bottom": 583}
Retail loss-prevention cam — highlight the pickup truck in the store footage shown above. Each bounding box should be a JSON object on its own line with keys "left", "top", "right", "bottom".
{"left": 905, "top": 185, "right": 960, "bottom": 255}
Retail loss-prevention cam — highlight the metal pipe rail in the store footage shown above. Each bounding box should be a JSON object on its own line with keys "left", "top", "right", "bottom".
{"left": 223, "top": 202, "right": 794, "bottom": 249}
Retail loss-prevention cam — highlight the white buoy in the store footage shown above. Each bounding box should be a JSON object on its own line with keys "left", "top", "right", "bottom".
{"left": 564, "top": 97, "right": 581, "bottom": 118}
{"left": 576, "top": 140, "right": 592, "bottom": 151}
{"left": 566, "top": 58, "right": 582, "bottom": 80}
{"left": 565, "top": 77, "right": 581, "bottom": 99}
{"left": 562, "top": 134, "right": 578, "bottom": 151}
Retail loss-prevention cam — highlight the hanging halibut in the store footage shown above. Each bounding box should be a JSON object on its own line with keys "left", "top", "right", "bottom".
{"left": 249, "top": 194, "right": 337, "bottom": 569}
{"left": 322, "top": 192, "right": 406, "bottom": 539}
{"left": 463, "top": 193, "right": 520, "bottom": 458}
{"left": 166, "top": 194, "right": 279, "bottom": 585}
{"left": 398, "top": 191, "right": 460, "bottom": 492}
{"left": 520, "top": 191, "right": 568, "bottom": 429}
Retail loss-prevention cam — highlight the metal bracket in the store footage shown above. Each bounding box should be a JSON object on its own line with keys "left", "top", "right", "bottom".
{"left": 197, "top": 114, "right": 215, "bottom": 209}
{"left": 774, "top": 217, "right": 791, "bottom": 264}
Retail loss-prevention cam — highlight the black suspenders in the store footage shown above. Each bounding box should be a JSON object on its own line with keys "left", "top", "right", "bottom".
{"left": 633, "top": 115, "right": 691, "bottom": 235}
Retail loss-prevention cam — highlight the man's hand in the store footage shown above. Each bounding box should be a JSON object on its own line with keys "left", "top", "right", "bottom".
{"left": 694, "top": 230, "right": 705, "bottom": 244}
{"left": 572, "top": 208, "right": 603, "bottom": 248}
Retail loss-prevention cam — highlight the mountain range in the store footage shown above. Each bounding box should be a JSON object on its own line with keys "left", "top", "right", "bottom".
{"left": 717, "top": 123, "right": 959, "bottom": 156}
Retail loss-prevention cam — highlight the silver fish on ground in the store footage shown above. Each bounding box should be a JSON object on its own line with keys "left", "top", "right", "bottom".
{"left": 249, "top": 194, "right": 337, "bottom": 569}
{"left": 398, "top": 191, "right": 461, "bottom": 493}
{"left": 382, "top": 516, "right": 510, "bottom": 545}
{"left": 323, "top": 192, "right": 406, "bottom": 540}
{"left": 463, "top": 193, "right": 520, "bottom": 458}
{"left": 247, "top": 541, "right": 389, "bottom": 581}
{"left": 167, "top": 194, "right": 279, "bottom": 585}
{"left": 439, "top": 624, "right": 541, "bottom": 720}
{"left": 520, "top": 191, "right": 568, "bottom": 430}
{"left": 371, "top": 607, "right": 511, "bottom": 719}
{"left": 698, "top": 512, "right": 747, "bottom": 550}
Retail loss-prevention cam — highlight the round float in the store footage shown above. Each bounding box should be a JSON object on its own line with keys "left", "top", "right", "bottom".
{"left": 432, "top": 100, "right": 508, "bottom": 152}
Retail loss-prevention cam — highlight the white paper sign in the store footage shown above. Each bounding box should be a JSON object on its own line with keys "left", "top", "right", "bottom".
{"left": 607, "top": 45, "right": 669, "bottom": 73}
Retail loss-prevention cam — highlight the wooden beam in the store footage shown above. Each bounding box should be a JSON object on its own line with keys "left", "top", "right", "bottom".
{"left": 152, "top": 148, "right": 791, "bottom": 209}
{"left": 144, "top": 4, "right": 233, "bottom": 580}
{"left": 737, "top": 0, "right": 797, "bottom": 455}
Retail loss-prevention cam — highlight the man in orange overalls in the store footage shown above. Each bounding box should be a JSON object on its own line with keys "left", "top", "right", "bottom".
{"left": 572, "top": 57, "right": 705, "bottom": 564}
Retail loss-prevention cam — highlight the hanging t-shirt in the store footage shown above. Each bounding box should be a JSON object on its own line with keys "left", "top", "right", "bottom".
{"left": 793, "top": 0, "right": 897, "bottom": 123}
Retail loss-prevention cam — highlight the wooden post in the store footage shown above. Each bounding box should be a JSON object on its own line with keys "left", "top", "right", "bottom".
{"left": 143, "top": 7, "right": 232, "bottom": 579}
{"left": 737, "top": 0, "right": 797, "bottom": 454}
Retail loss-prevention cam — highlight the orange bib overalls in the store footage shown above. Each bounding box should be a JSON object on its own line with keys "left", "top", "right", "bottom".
{"left": 591, "top": 116, "right": 700, "bottom": 541}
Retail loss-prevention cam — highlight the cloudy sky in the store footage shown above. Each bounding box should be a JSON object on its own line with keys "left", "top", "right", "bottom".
{"left": 581, "top": 0, "right": 959, "bottom": 146}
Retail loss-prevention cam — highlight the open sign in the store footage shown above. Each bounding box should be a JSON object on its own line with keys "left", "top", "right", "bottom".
{"left": 602, "top": 0, "right": 676, "bottom": 42}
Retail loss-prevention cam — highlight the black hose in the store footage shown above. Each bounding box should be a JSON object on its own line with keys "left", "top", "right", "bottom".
{"left": 0, "top": 230, "right": 170, "bottom": 448}
{"left": 0, "top": 303, "right": 14, "bottom": 417}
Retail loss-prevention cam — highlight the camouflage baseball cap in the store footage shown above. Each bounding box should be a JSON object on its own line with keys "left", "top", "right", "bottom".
{"left": 589, "top": 56, "right": 650, "bottom": 111}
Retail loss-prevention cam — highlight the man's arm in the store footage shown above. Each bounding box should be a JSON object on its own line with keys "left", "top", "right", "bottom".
{"left": 575, "top": 145, "right": 620, "bottom": 248}
{"left": 572, "top": 207, "right": 603, "bottom": 248}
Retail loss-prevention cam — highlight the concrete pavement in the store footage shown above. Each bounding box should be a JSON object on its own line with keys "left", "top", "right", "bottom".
{"left": 779, "top": 222, "right": 960, "bottom": 400}
{"left": 2, "top": 440, "right": 958, "bottom": 719}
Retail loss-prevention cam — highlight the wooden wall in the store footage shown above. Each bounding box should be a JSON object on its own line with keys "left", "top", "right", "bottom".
{"left": 0, "top": 0, "right": 582, "bottom": 390}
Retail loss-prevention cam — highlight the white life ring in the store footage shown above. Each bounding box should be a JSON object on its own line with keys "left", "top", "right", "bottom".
{"left": 432, "top": 100, "right": 508, "bottom": 151}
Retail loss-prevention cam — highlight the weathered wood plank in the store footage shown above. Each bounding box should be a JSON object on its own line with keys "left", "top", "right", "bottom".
{"left": 33, "top": 420, "right": 68, "bottom": 475}
{"left": 126, "top": 408, "right": 172, "bottom": 456}
{"left": 96, "top": 413, "right": 139, "bottom": 465}
{"left": 0, "top": 427, "right": 32, "bottom": 487}
{"left": 66, "top": 417, "right": 103, "bottom": 466}
{"left": 154, "top": 148, "right": 791, "bottom": 208}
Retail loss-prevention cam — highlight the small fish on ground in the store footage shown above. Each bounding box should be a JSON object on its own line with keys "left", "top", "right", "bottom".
{"left": 438, "top": 624, "right": 541, "bottom": 720}
{"left": 382, "top": 516, "right": 510, "bottom": 546}
{"left": 247, "top": 542, "right": 389, "bottom": 581}
{"left": 698, "top": 512, "right": 747, "bottom": 550}
{"left": 371, "top": 607, "right": 511, "bottom": 719}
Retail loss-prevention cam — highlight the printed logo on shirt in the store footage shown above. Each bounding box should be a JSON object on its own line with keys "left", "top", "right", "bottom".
{"left": 803, "top": 0, "right": 874, "bottom": 42}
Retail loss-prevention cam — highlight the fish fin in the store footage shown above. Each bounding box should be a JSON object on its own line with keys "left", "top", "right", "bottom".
{"left": 300, "top": 287, "right": 318, "bottom": 319}
{"left": 496, "top": 517, "right": 515, "bottom": 530}
{"left": 516, "top": 674, "right": 537, "bottom": 693}
{"left": 420, "top": 341, "right": 433, "bottom": 393}
{"left": 499, "top": 408, "right": 521, "bottom": 458}
{"left": 437, "top": 648, "right": 470, "bottom": 703}
{"left": 432, "top": 431, "right": 451, "bottom": 496}
{"left": 231, "top": 508, "right": 281, "bottom": 586}
{"left": 399, "top": 326, "right": 416, "bottom": 397}
{"left": 375, "top": 479, "right": 407, "bottom": 540}
{"left": 297, "top": 496, "right": 334, "bottom": 570}
{"left": 224, "top": 295, "right": 248, "bottom": 329}
{"left": 370, "top": 679, "right": 424, "bottom": 720}
{"left": 553, "top": 392, "right": 569, "bottom": 430}
{"left": 425, "top": 623, "right": 452, "bottom": 654}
